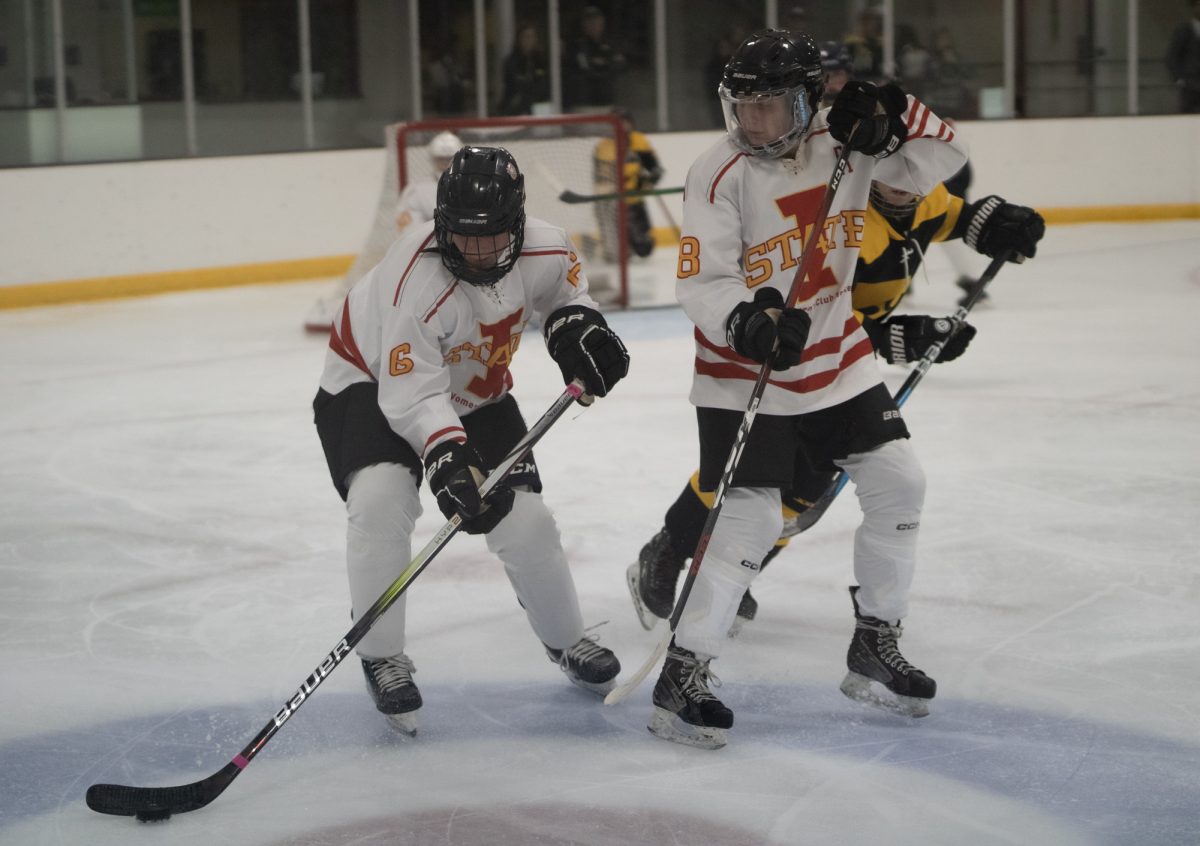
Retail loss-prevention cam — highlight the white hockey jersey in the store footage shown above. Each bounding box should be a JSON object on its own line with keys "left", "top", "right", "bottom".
{"left": 318, "top": 217, "right": 598, "bottom": 459}
{"left": 677, "top": 97, "right": 968, "bottom": 415}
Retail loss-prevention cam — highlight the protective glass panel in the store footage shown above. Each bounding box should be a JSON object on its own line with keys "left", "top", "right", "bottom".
{"left": 895, "top": 0, "right": 1004, "bottom": 120}
{"left": 1141, "top": 0, "right": 1198, "bottom": 115}
{"left": 1021, "top": 0, "right": 1129, "bottom": 117}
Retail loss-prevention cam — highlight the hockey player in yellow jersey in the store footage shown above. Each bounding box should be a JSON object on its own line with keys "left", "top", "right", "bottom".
{"left": 591, "top": 110, "right": 664, "bottom": 260}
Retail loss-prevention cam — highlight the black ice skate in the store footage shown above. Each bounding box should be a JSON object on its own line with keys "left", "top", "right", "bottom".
{"left": 546, "top": 635, "right": 621, "bottom": 696}
{"left": 361, "top": 654, "right": 422, "bottom": 736}
{"left": 648, "top": 644, "right": 733, "bottom": 750}
{"left": 839, "top": 586, "right": 936, "bottom": 718}
{"left": 626, "top": 527, "right": 685, "bottom": 630}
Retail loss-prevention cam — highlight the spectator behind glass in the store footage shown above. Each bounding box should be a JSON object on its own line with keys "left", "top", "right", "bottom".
{"left": 845, "top": 7, "right": 884, "bottom": 82}
{"left": 563, "top": 5, "right": 627, "bottom": 113}
{"left": 498, "top": 23, "right": 550, "bottom": 115}
{"left": 1166, "top": 0, "right": 1200, "bottom": 113}
{"left": 896, "top": 24, "right": 930, "bottom": 99}
{"left": 426, "top": 38, "right": 468, "bottom": 115}
{"left": 781, "top": 4, "right": 808, "bottom": 34}
{"left": 705, "top": 27, "right": 750, "bottom": 127}
{"left": 924, "top": 26, "right": 974, "bottom": 119}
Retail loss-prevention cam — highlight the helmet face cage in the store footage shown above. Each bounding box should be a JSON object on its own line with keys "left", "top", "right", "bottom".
{"left": 719, "top": 29, "right": 824, "bottom": 158}
{"left": 434, "top": 146, "right": 527, "bottom": 286}
{"left": 869, "top": 181, "right": 923, "bottom": 221}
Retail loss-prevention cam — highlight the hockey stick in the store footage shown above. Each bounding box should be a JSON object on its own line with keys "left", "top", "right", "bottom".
{"left": 653, "top": 194, "right": 682, "bottom": 243}
{"left": 559, "top": 185, "right": 684, "bottom": 204}
{"left": 86, "top": 380, "right": 587, "bottom": 821}
{"left": 605, "top": 142, "right": 857, "bottom": 706}
{"left": 780, "top": 250, "right": 1013, "bottom": 538}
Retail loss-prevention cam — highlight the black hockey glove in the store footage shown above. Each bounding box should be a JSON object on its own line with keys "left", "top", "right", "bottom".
{"left": 827, "top": 81, "right": 909, "bottom": 159}
{"left": 964, "top": 196, "right": 1046, "bottom": 262}
{"left": 726, "top": 287, "right": 812, "bottom": 371}
{"left": 423, "top": 441, "right": 514, "bottom": 535}
{"left": 864, "top": 314, "right": 976, "bottom": 364}
{"left": 544, "top": 305, "right": 630, "bottom": 399}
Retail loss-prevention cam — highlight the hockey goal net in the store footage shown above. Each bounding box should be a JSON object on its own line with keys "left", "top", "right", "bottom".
{"left": 343, "top": 114, "right": 631, "bottom": 307}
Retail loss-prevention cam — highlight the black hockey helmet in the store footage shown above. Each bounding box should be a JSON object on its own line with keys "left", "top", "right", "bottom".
{"left": 719, "top": 29, "right": 823, "bottom": 157}
{"left": 819, "top": 40, "right": 853, "bottom": 73}
{"left": 435, "top": 146, "right": 526, "bottom": 286}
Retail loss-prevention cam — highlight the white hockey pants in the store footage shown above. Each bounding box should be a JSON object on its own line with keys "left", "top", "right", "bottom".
{"left": 836, "top": 437, "right": 926, "bottom": 622}
{"left": 674, "top": 486, "right": 782, "bottom": 659}
{"left": 344, "top": 463, "right": 584, "bottom": 659}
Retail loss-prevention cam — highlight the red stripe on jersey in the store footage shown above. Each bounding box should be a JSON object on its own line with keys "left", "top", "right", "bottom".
{"left": 693, "top": 327, "right": 755, "bottom": 364}
{"left": 913, "top": 107, "right": 933, "bottom": 139}
{"left": 393, "top": 232, "right": 437, "bottom": 307}
{"left": 693, "top": 316, "right": 861, "bottom": 366}
{"left": 329, "top": 304, "right": 373, "bottom": 377}
{"left": 520, "top": 249, "right": 569, "bottom": 257}
{"left": 694, "top": 336, "right": 875, "bottom": 395}
{"left": 709, "top": 153, "right": 747, "bottom": 204}
{"left": 422, "top": 281, "right": 459, "bottom": 323}
{"left": 905, "top": 101, "right": 925, "bottom": 130}
{"left": 798, "top": 317, "right": 863, "bottom": 363}
{"left": 424, "top": 426, "right": 466, "bottom": 453}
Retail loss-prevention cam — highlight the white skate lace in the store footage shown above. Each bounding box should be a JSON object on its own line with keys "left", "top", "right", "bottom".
{"left": 861, "top": 620, "right": 914, "bottom": 674}
{"left": 369, "top": 655, "right": 416, "bottom": 690}
{"left": 561, "top": 634, "right": 606, "bottom": 669}
{"left": 680, "top": 657, "right": 723, "bottom": 703}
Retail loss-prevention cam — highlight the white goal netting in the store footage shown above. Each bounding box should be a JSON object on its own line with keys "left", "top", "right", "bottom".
{"left": 343, "top": 114, "right": 630, "bottom": 306}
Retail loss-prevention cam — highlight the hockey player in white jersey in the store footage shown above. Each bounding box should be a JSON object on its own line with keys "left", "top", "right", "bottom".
{"left": 647, "top": 30, "right": 968, "bottom": 749}
{"left": 304, "top": 130, "right": 463, "bottom": 332}
{"left": 313, "top": 146, "right": 630, "bottom": 736}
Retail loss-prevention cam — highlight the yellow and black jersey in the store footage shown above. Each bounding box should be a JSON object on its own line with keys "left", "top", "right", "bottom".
{"left": 593, "top": 129, "right": 662, "bottom": 203}
{"left": 852, "top": 182, "right": 970, "bottom": 322}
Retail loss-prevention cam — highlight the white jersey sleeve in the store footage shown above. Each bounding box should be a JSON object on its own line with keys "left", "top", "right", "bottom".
{"left": 318, "top": 217, "right": 597, "bottom": 460}
{"left": 872, "top": 95, "right": 969, "bottom": 196}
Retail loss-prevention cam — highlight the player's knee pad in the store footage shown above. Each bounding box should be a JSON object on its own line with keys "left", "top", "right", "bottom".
{"left": 839, "top": 438, "right": 925, "bottom": 524}
{"left": 485, "top": 490, "right": 564, "bottom": 572}
{"left": 346, "top": 463, "right": 421, "bottom": 542}
{"left": 704, "top": 486, "right": 783, "bottom": 575}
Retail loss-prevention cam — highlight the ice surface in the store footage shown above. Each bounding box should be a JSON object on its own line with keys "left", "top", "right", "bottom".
{"left": 1, "top": 221, "right": 1198, "bottom": 845}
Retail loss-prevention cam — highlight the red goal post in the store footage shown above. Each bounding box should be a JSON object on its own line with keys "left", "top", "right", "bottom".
{"left": 343, "top": 113, "right": 631, "bottom": 308}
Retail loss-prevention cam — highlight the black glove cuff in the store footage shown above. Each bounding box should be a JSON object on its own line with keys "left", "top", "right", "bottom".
{"left": 964, "top": 195, "right": 1003, "bottom": 252}
{"left": 544, "top": 304, "right": 607, "bottom": 348}
{"left": 423, "top": 440, "right": 478, "bottom": 484}
{"left": 877, "top": 83, "right": 908, "bottom": 117}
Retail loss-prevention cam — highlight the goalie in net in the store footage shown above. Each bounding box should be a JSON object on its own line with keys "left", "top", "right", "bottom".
{"left": 304, "top": 114, "right": 632, "bottom": 332}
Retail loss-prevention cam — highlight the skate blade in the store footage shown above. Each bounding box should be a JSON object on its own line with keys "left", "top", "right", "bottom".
{"left": 625, "top": 562, "right": 661, "bottom": 632}
{"left": 384, "top": 711, "right": 419, "bottom": 737}
{"left": 565, "top": 675, "right": 617, "bottom": 698}
{"left": 839, "top": 671, "right": 931, "bottom": 718}
{"left": 647, "top": 707, "right": 727, "bottom": 750}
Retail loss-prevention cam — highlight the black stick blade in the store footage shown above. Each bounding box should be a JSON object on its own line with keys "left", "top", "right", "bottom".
{"left": 86, "top": 762, "right": 240, "bottom": 818}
